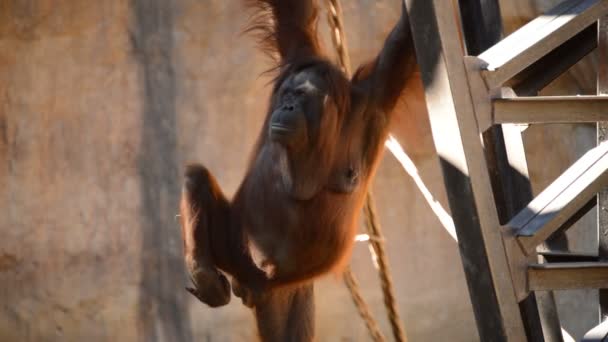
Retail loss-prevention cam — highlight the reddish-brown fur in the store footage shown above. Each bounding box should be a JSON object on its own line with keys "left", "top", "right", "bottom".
{"left": 180, "top": 0, "right": 415, "bottom": 340}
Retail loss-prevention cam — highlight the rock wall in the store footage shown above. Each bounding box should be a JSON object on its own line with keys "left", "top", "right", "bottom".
{"left": 0, "top": 0, "right": 599, "bottom": 341}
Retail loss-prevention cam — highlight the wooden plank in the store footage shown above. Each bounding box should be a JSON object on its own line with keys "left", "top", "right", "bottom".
{"left": 493, "top": 125, "right": 546, "bottom": 299}
{"left": 528, "top": 262, "right": 608, "bottom": 291}
{"left": 406, "top": 1, "right": 527, "bottom": 340}
{"left": 540, "top": 197, "right": 596, "bottom": 245}
{"left": 507, "top": 143, "right": 608, "bottom": 254}
{"left": 539, "top": 250, "right": 599, "bottom": 262}
{"left": 458, "top": 0, "right": 502, "bottom": 55}
{"left": 478, "top": 0, "right": 608, "bottom": 89}
{"left": 582, "top": 320, "right": 608, "bottom": 341}
{"left": 507, "top": 142, "right": 608, "bottom": 234}
{"left": 483, "top": 125, "right": 533, "bottom": 224}
{"left": 534, "top": 291, "right": 565, "bottom": 342}
{"left": 502, "top": 124, "right": 564, "bottom": 341}
{"left": 515, "top": 150, "right": 608, "bottom": 253}
{"left": 510, "top": 23, "right": 597, "bottom": 96}
{"left": 493, "top": 125, "right": 564, "bottom": 340}
{"left": 494, "top": 96, "right": 608, "bottom": 124}
{"left": 599, "top": 13, "right": 608, "bottom": 322}
{"left": 508, "top": 142, "right": 608, "bottom": 233}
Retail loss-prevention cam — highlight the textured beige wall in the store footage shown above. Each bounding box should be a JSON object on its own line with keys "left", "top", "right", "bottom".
{"left": 0, "top": 0, "right": 599, "bottom": 341}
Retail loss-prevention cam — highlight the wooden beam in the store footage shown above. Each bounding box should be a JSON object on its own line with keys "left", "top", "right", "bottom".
{"left": 517, "top": 161, "right": 608, "bottom": 253}
{"left": 477, "top": 0, "right": 608, "bottom": 89}
{"left": 458, "top": 0, "right": 502, "bottom": 55}
{"left": 543, "top": 197, "right": 597, "bottom": 245}
{"left": 407, "top": 0, "right": 527, "bottom": 340}
{"left": 494, "top": 96, "right": 608, "bottom": 125}
{"left": 539, "top": 250, "right": 599, "bottom": 263}
{"left": 510, "top": 23, "right": 597, "bottom": 96}
{"left": 582, "top": 320, "right": 608, "bottom": 342}
{"left": 528, "top": 262, "right": 608, "bottom": 291}
{"left": 598, "top": 13, "right": 608, "bottom": 322}
{"left": 506, "top": 142, "right": 608, "bottom": 254}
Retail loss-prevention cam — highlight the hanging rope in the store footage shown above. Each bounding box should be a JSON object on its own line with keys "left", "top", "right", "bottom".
{"left": 326, "top": 2, "right": 384, "bottom": 341}
{"left": 326, "top": 1, "right": 407, "bottom": 341}
{"left": 326, "top": 0, "right": 352, "bottom": 76}
{"left": 363, "top": 192, "right": 407, "bottom": 342}
{"left": 343, "top": 267, "right": 386, "bottom": 342}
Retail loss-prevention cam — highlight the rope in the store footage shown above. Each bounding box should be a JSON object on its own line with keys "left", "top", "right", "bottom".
{"left": 325, "top": 2, "right": 383, "bottom": 341}
{"left": 326, "top": 1, "right": 407, "bottom": 341}
{"left": 326, "top": 0, "right": 352, "bottom": 76}
{"left": 363, "top": 192, "right": 407, "bottom": 342}
{"left": 343, "top": 268, "right": 386, "bottom": 342}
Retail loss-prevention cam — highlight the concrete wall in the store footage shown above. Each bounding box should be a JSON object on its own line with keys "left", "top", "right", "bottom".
{"left": 0, "top": 0, "right": 599, "bottom": 341}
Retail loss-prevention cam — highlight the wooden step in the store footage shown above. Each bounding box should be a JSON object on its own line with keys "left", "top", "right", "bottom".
{"left": 509, "top": 23, "right": 597, "bottom": 95}
{"left": 506, "top": 142, "right": 608, "bottom": 254}
{"left": 528, "top": 262, "right": 608, "bottom": 291}
{"left": 582, "top": 320, "right": 608, "bottom": 342}
{"left": 493, "top": 95, "right": 608, "bottom": 124}
{"left": 476, "top": 0, "right": 608, "bottom": 89}
{"left": 539, "top": 250, "right": 599, "bottom": 262}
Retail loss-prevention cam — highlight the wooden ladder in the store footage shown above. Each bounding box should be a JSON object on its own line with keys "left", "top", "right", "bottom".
{"left": 405, "top": 0, "right": 608, "bottom": 341}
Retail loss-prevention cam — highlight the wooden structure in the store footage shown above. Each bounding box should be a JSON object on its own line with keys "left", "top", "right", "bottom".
{"left": 405, "top": 0, "right": 608, "bottom": 340}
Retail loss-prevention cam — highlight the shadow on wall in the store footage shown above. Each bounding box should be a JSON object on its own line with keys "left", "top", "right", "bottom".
{"left": 131, "top": 1, "right": 193, "bottom": 340}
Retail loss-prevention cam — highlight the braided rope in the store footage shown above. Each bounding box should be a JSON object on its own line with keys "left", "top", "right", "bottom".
{"left": 326, "top": 0, "right": 352, "bottom": 76}
{"left": 363, "top": 192, "right": 407, "bottom": 342}
{"left": 326, "top": 1, "right": 407, "bottom": 341}
{"left": 343, "top": 268, "right": 386, "bottom": 342}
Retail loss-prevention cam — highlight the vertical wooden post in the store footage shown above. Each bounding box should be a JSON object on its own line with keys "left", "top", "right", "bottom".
{"left": 406, "top": 0, "right": 527, "bottom": 340}
{"left": 598, "top": 15, "right": 608, "bottom": 322}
